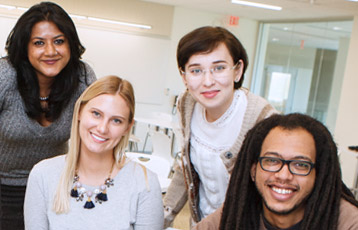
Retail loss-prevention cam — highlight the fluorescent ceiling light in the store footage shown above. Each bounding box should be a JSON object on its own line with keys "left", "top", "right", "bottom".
{"left": 332, "top": 26, "right": 342, "bottom": 31}
{"left": 0, "top": 4, "right": 28, "bottom": 10}
{"left": 87, "top": 17, "right": 152, "bottom": 29}
{"left": 231, "top": 0, "right": 282, "bottom": 11}
{"left": 69, "top": 14, "right": 87, "bottom": 20}
{"left": 0, "top": 4, "right": 16, "bottom": 10}
{"left": 16, "top": 7, "right": 28, "bottom": 11}
{"left": 0, "top": 3, "right": 151, "bottom": 30}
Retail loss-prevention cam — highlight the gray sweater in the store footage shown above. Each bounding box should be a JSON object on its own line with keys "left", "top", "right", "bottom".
{"left": 0, "top": 58, "right": 96, "bottom": 186}
{"left": 24, "top": 155, "right": 164, "bottom": 230}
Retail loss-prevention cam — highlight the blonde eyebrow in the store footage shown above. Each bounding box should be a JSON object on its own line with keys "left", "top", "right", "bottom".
{"left": 90, "top": 107, "right": 128, "bottom": 121}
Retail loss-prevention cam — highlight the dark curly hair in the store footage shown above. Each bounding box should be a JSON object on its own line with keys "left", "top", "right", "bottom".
{"left": 5, "top": 1, "right": 89, "bottom": 121}
{"left": 220, "top": 113, "right": 358, "bottom": 230}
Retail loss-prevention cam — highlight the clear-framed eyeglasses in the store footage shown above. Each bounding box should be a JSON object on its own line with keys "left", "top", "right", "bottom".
{"left": 258, "top": 157, "right": 315, "bottom": 176}
{"left": 181, "top": 62, "right": 239, "bottom": 79}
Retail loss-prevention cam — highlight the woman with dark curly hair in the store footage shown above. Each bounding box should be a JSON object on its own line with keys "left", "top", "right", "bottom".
{"left": 0, "top": 2, "right": 96, "bottom": 229}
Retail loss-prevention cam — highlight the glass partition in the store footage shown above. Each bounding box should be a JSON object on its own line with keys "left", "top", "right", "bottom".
{"left": 251, "top": 20, "right": 353, "bottom": 132}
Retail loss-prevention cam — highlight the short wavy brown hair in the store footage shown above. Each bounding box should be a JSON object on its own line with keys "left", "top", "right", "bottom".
{"left": 177, "top": 26, "right": 248, "bottom": 89}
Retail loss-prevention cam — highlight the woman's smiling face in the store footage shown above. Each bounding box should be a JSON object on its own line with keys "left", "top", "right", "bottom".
{"left": 181, "top": 43, "right": 243, "bottom": 121}
{"left": 78, "top": 94, "right": 131, "bottom": 157}
{"left": 27, "top": 21, "right": 70, "bottom": 81}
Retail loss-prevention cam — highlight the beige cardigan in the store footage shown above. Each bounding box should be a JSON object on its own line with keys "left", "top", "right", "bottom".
{"left": 194, "top": 199, "right": 358, "bottom": 230}
{"left": 163, "top": 89, "right": 277, "bottom": 227}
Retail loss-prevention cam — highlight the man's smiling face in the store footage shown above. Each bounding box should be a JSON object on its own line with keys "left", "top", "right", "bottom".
{"left": 251, "top": 127, "right": 316, "bottom": 219}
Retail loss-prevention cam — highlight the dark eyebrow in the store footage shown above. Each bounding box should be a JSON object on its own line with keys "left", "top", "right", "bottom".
{"left": 53, "top": 34, "right": 65, "bottom": 39}
{"left": 292, "top": 156, "right": 314, "bottom": 162}
{"left": 262, "top": 152, "right": 314, "bottom": 162}
{"left": 262, "top": 152, "right": 281, "bottom": 157}
{"left": 187, "top": 60, "right": 228, "bottom": 68}
{"left": 31, "top": 34, "right": 65, "bottom": 40}
{"left": 212, "top": 60, "right": 228, "bottom": 64}
{"left": 187, "top": 63, "right": 201, "bottom": 68}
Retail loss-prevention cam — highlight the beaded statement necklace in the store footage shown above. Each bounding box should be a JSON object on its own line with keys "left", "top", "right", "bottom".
{"left": 70, "top": 162, "right": 115, "bottom": 209}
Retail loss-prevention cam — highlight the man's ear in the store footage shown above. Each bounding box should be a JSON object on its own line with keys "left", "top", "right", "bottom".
{"left": 250, "top": 163, "right": 257, "bottom": 182}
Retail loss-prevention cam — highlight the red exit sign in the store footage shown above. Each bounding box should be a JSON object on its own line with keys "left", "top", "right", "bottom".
{"left": 229, "top": 15, "right": 240, "bottom": 26}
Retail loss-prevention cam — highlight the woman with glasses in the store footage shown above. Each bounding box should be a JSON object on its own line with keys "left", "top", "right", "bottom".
{"left": 0, "top": 2, "right": 96, "bottom": 229}
{"left": 163, "top": 26, "right": 277, "bottom": 227}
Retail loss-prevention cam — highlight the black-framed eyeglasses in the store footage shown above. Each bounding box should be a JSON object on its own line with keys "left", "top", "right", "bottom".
{"left": 258, "top": 157, "right": 315, "bottom": 176}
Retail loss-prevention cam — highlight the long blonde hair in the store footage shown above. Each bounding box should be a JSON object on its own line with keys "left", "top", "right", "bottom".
{"left": 53, "top": 75, "right": 135, "bottom": 213}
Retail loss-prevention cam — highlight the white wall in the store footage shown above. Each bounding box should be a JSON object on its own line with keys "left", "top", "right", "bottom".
{"left": 0, "top": 16, "right": 17, "bottom": 56}
{"left": 79, "top": 27, "right": 171, "bottom": 105}
{"left": 334, "top": 16, "right": 358, "bottom": 188}
{"left": 326, "top": 37, "right": 350, "bottom": 133}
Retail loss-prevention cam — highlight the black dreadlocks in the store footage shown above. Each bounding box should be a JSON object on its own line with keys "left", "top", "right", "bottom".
{"left": 220, "top": 113, "right": 358, "bottom": 230}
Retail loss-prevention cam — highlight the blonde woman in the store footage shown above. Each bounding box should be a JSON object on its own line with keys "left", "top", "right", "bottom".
{"left": 24, "top": 76, "right": 164, "bottom": 229}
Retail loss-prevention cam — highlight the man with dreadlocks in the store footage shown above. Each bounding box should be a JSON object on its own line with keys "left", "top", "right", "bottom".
{"left": 194, "top": 113, "right": 358, "bottom": 230}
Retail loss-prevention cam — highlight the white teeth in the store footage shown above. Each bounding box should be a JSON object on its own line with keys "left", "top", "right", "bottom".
{"left": 272, "top": 187, "right": 293, "bottom": 194}
{"left": 91, "top": 134, "right": 106, "bottom": 141}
